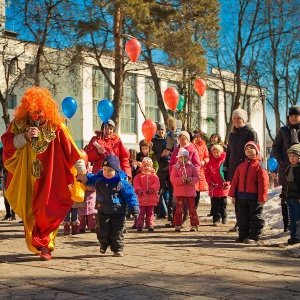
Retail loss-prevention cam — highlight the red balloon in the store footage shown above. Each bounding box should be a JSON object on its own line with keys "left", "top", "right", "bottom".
{"left": 79, "top": 149, "right": 88, "bottom": 166}
{"left": 125, "top": 39, "right": 141, "bottom": 63}
{"left": 164, "top": 87, "right": 179, "bottom": 111}
{"left": 194, "top": 79, "right": 206, "bottom": 96}
{"left": 142, "top": 119, "right": 157, "bottom": 142}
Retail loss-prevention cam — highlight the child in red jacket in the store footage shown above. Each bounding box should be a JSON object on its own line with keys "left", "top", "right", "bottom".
{"left": 170, "top": 148, "right": 200, "bottom": 232}
{"left": 229, "top": 141, "right": 269, "bottom": 244}
{"left": 205, "top": 145, "right": 229, "bottom": 226}
{"left": 133, "top": 157, "right": 160, "bottom": 232}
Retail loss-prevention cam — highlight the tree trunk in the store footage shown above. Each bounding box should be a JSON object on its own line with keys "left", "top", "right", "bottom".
{"left": 145, "top": 48, "right": 168, "bottom": 123}
{"left": 0, "top": 91, "right": 10, "bottom": 129}
{"left": 273, "top": 75, "right": 280, "bottom": 132}
{"left": 112, "top": 6, "right": 124, "bottom": 132}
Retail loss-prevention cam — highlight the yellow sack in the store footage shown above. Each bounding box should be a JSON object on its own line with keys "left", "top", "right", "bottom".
{"left": 70, "top": 181, "right": 86, "bottom": 202}
{"left": 69, "top": 166, "right": 86, "bottom": 202}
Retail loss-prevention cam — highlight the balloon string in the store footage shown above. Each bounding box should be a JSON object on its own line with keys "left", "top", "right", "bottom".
{"left": 67, "top": 119, "right": 75, "bottom": 139}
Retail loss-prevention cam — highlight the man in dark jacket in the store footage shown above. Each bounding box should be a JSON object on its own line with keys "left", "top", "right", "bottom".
{"left": 272, "top": 105, "right": 300, "bottom": 232}
{"left": 152, "top": 122, "right": 172, "bottom": 222}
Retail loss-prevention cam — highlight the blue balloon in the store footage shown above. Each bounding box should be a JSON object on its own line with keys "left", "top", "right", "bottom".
{"left": 268, "top": 158, "right": 278, "bottom": 172}
{"left": 97, "top": 99, "right": 114, "bottom": 123}
{"left": 62, "top": 97, "right": 77, "bottom": 118}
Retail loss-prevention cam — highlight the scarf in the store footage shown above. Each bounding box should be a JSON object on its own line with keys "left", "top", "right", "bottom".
{"left": 286, "top": 163, "right": 300, "bottom": 182}
{"left": 288, "top": 123, "right": 300, "bottom": 144}
{"left": 104, "top": 173, "right": 120, "bottom": 183}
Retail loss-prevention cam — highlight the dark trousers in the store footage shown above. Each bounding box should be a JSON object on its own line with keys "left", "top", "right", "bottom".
{"left": 3, "top": 198, "right": 15, "bottom": 219}
{"left": 96, "top": 212, "right": 125, "bottom": 253}
{"left": 195, "top": 191, "right": 200, "bottom": 208}
{"left": 281, "top": 198, "right": 289, "bottom": 230}
{"left": 286, "top": 198, "right": 300, "bottom": 240}
{"left": 236, "top": 198, "right": 265, "bottom": 240}
{"left": 211, "top": 197, "right": 227, "bottom": 222}
{"left": 156, "top": 174, "right": 173, "bottom": 221}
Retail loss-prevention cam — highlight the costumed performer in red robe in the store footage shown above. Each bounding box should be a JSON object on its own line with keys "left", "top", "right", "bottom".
{"left": 1, "top": 86, "right": 86, "bottom": 261}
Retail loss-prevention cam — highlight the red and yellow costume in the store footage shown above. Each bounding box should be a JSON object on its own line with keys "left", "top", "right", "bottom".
{"left": 1, "top": 87, "right": 82, "bottom": 255}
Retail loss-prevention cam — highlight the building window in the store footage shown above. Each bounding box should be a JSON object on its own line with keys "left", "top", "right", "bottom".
{"left": 145, "top": 77, "right": 159, "bottom": 122}
{"left": 225, "top": 92, "right": 233, "bottom": 123}
{"left": 191, "top": 93, "right": 201, "bottom": 130}
{"left": 5, "top": 59, "right": 16, "bottom": 75}
{"left": 92, "top": 67, "right": 110, "bottom": 131}
{"left": 206, "top": 88, "right": 218, "bottom": 136}
{"left": 8, "top": 94, "right": 17, "bottom": 109}
{"left": 25, "top": 63, "right": 36, "bottom": 78}
{"left": 120, "top": 74, "right": 136, "bottom": 134}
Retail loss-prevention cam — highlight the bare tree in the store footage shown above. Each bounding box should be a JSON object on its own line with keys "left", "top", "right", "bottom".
{"left": 0, "top": 36, "right": 31, "bottom": 128}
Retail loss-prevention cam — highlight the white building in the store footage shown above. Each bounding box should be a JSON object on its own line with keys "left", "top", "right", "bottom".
{"left": 0, "top": 1, "right": 266, "bottom": 158}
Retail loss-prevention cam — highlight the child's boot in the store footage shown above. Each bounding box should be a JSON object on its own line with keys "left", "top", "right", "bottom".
{"left": 78, "top": 215, "right": 86, "bottom": 233}
{"left": 71, "top": 222, "right": 80, "bottom": 235}
{"left": 63, "top": 222, "right": 70, "bottom": 235}
{"left": 11, "top": 210, "right": 16, "bottom": 220}
{"left": 87, "top": 214, "right": 97, "bottom": 233}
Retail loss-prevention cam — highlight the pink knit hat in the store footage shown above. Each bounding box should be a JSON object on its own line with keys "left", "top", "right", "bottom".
{"left": 244, "top": 141, "right": 260, "bottom": 154}
{"left": 177, "top": 147, "right": 189, "bottom": 157}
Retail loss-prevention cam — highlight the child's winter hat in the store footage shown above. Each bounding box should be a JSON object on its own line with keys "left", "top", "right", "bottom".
{"left": 156, "top": 122, "right": 166, "bottom": 130}
{"left": 177, "top": 147, "right": 189, "bottom": 157}
{"left": 167, "top": 117, "right": 177, "bottom": 132}
{"left": 139, "top": 139, "right": 152, "bottom": 148}
{"left": 176, "top": 119, "right": 182, "bottom": 131}
{"left": 244, "top": 141, "right": 260, "bottom": 154}
{"left": 211, "top": 144, "right": 223, "bottom": 153}
{"left": 101, "top": 119, "right": 115, "bottom": 129}
{"left": 288, "top": 105, "right": 300, "bottom": 116}
{"left": 287, "top": 144, "right": 300, "bottom": 157}
{"left": 102, "top": 154, "right": 120, "bottom": 171}
{"left": 178, "top": 131, "right": 190, "bottom": 142}
{"left": 142, "top": 157, "right": 153, "bottom": 167}
{"left": 232, "top": 108, "right": 248, "bottom": 122}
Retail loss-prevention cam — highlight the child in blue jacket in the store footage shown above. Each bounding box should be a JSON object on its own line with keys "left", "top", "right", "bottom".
{"left": 85, "top": 154, "right": 139, "bottom": 257}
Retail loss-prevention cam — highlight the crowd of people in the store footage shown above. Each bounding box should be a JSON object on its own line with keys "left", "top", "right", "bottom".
{"left": 1, "top": 86, "right": 300, "bottom": 261}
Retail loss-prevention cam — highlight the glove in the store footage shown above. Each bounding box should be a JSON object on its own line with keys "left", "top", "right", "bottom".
{"left": 186, "top": 177, "right": 193, "bottom": 184}
{"left": 129, "top": 206, "right": 140, "bottom": 218}
{"left": 147, "top": 188, "right": 154, "bottom": 194}
{"left": 223, "top": 182, "right": 230, "bottom": 189}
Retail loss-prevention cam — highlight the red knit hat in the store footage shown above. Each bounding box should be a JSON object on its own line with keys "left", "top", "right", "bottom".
{"left": 244, "top": 141, "right": 260, "bottom": 155}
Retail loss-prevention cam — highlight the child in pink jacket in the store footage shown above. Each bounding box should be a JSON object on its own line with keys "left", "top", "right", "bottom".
{"left": 205, "top": 145, "right": 229, "bottom": 226}
{"left": 170, "top": 148, "right": 200, "bottom": 232}
{"left": 133, "top": 157, "right": 160, "bottom": 232}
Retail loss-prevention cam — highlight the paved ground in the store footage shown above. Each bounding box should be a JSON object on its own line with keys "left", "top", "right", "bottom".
{"left": 0, "top": 204, "right": 299, "bottom": 300}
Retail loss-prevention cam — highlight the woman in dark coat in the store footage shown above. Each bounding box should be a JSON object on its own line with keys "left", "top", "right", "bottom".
{"left": 272, "top": 105, "right": 300, "bottom": 232}
{"left": 223, "top": 108, "right": 258, "bottom": 232}
{"left": 223, "top": 109, "right": 258, "bottom": 181}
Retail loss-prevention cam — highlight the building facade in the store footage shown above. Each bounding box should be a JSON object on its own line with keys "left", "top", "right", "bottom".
{"left": 0, "top": 2, "right": 266, "bottom": 158}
